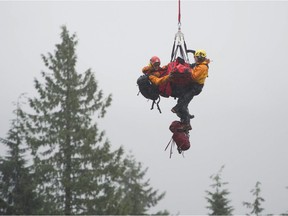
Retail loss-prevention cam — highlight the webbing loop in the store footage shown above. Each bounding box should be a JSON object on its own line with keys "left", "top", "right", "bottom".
{"left": 150, "top": 97, "right": 162, "bottom": 113}
{"left": 170, "top": 30, "right": 190, "bottom": 63}
{"left": 170, "top": 0, "right": 190, "bottom": 63}
{"left": 164, "top": 136, "right": 185, "bottom": 158}
{"left": 165, "top": 137, "right": 175, "bottom": 158}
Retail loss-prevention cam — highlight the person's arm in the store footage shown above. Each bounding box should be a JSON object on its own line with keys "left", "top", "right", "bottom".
{"left": 149, "top": 73, "right": 170, "bottom": 86}
{"left": 142, "top": 65, "right": 152, "bottom": 74}
{"left": 191, "top": 65, "right": 208, "bottom": 84}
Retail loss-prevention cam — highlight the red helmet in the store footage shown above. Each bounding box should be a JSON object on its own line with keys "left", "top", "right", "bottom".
{"left": 150, "top": 56, "right": 161, "bottom": 66}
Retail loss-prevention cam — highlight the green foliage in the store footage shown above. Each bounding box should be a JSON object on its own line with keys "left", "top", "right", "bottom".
{"left": 16, "top": 25, "right": 165, "bottom": 214}
{"left": 22, "top": 25, "right": 113, "bottom": 214}
{"left": 0, "top": 97, "right": 40, "bottom": 214}
{"left": 243, "top": 181, "right": 265, "bottom": 215}
{"left": 205, "top": 165, "right": 234, "bottom": 215}
{"left": 112, "top": 155, "right": 166, "bottom": 214}
{"left": 154, "top": 210, "right": 170, "bottom": 215}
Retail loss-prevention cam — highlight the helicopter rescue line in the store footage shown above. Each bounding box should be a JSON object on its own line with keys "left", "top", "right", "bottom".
{"left": 137, "top": 0, "right": 210, "bottom": 158}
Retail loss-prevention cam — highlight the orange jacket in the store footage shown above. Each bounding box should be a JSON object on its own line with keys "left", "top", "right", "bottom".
{"left": 190, "top": 59, "right": 209, "bottom": 85}
{"left": 142, "top": 65, "right": 154, "bottom": 74}
{"left": 142, "top": 64, "right": 167, "bottom": 74}
{"left": 142, "top": 64, "right": 170, "bottom": 86}
{"left": 149, "top": 73, "right": 170, "bottom": 86}
{"left": 142, "top": 59, "right": 209, "bottom": 86}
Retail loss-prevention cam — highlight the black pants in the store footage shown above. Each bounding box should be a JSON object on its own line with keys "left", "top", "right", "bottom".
{"left": 171, "top": 83, "right": 204, "bottom": 124}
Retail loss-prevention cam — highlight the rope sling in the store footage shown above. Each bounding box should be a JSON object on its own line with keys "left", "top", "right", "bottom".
{"left": 170, "top": 0, "right": 190, "bottom": 63}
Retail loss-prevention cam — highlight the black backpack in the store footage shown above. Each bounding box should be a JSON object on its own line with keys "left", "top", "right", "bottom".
{"left": 137, "top": 75, "right": 161, "bottom": 113}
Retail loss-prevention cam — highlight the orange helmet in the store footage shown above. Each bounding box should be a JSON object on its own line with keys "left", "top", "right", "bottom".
{"left": 150, "top": 56, "right": 161, "bottom": 68}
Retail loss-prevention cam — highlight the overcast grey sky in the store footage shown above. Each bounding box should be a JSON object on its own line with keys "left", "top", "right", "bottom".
{"left": 1, "top": 1, "right": 288, "bottom": 214}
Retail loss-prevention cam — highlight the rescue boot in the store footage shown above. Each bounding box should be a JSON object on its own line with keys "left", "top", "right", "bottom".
{"left": 176, "top": 122, "right": 192, "bottom": 132}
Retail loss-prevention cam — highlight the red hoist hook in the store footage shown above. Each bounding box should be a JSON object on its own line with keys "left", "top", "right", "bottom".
{"left": 170, "top": 0, "right": 190, "bottom": 63}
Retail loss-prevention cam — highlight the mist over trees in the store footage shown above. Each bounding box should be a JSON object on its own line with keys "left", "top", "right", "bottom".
{"left": 243, "top": 181, "right": 265, "bottom": 215}
{"left": 0, "top": 26, "right": 287, "bottom": 215}
{"left": 0, "top": 26, "right": 165, "bottom": 215}
{"left": 205, "top": 165, "right": 234, "bottom": 215}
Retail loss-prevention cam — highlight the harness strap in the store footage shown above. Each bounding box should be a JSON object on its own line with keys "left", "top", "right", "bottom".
{"left": 170, "top": 40, "right": 176, "bottom": 62}
{"left": 170, "top": 0, "right": 190, "bottom": 63}
{"left": 170, "top": 29, "right": 190, "bottom": 63}
{"left": 165, "top": 137, "right": 175, "bottom": 158}
{"left": 164, "top": 134, "right": 186, "bottom": 158}
{"left": 150, "top": 97, "right": 162, "bottom": 113}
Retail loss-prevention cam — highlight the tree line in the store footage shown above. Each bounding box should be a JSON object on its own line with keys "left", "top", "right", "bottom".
{"left": 0, "top": 26, "right": 166, "bottom": 215}
{"left": 0, "top": 26, "right": 287, "bottom": 215}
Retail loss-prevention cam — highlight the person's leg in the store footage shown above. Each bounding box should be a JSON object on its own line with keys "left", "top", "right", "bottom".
{"left": 172, "top": 84, "right": 203, "bottom": 130}
{"left": 172, "top": 88, "right": 195, "bottom": 116}
{"left": 171, "top": 93, "right": 194, "bottom": 131}
{"left": 172, "top": 84, "right": 203, "bottom": 114}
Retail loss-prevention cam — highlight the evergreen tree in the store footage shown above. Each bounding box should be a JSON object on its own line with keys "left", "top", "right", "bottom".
{"left": 113, "top": 155, "right": 165, "bottom": 214}
{"left": 205, "top": 165, "right": 234, "bottom": 215}
{"left": 243, "top": 181, "right": 265, "bottom": 215}
{"left": 81, "top": 154, "right": 166, "bottom": 215}
{"left": 22, "top": 25, "right": 165, "bottom": 214}
{"left": 0, "top": 96, "right": 39, "bottom": 214}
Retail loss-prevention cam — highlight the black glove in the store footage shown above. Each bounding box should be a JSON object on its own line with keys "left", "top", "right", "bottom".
{"left": 176, "top": 56, "right": 185, "bottom": 65}
{"left": 190, "top": 63, "right": 196, "bottom": 69}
